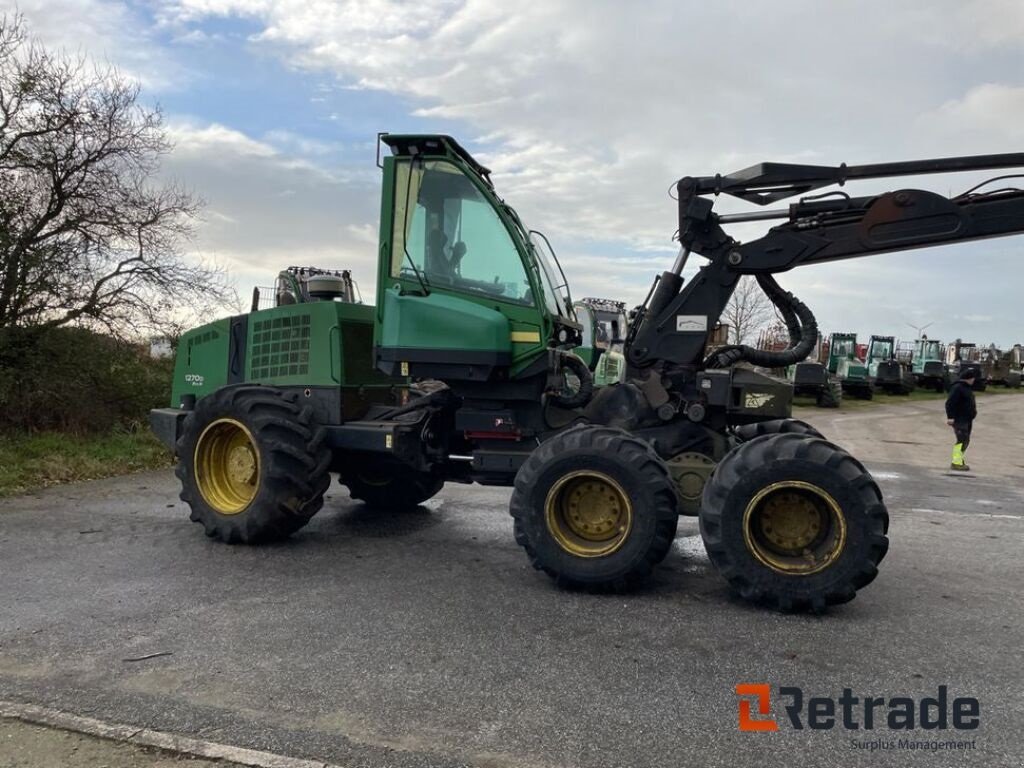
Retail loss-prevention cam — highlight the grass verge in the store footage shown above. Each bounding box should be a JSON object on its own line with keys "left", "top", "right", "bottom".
{"left": 0, "top": 429, "right": 173, "bottom": 498}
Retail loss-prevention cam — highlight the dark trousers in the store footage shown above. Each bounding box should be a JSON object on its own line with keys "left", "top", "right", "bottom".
{"left": 952, "top": 420, "right": 973, "bottom": 452}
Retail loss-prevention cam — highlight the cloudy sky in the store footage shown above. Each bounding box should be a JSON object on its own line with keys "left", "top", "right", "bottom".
{"left": 16, "top": 0, "right": 1024, "bottom": 345}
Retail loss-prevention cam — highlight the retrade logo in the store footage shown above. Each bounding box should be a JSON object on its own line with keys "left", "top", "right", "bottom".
{"left": 735, "top": 684, "right": 979, "bottom": 732}
{"left": 736, "top": 684, "right": 778, "bottom": 732}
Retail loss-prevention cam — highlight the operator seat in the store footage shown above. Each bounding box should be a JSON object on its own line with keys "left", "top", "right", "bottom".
{"left": 425, "top": 228, "right": 451, "bottom": 282}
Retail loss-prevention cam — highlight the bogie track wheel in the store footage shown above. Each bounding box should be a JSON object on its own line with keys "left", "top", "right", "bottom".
{"left": 176, "top": 385, "right": 331, "bottom": 543}
{"left": 700, "top": 433, "right": 889, "bottom": 612}
{"left": 510, "top": 426, "right": 679, "bottom": 590}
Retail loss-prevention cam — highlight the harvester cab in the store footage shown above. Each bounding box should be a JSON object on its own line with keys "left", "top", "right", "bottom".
{"left": 153, "top": 137, "right": 1024, "bottom": 613}
{"left": 574, "top": 297, "right": 629, "bottom": 386}
{"left": 911, "top": 337, "right": 946, "bottom": 391}
{"left": 867, "top": 335, "right": 914, "bottom": 394}
{"left": 373, "top": 135, "right": 585, "bottom": 405}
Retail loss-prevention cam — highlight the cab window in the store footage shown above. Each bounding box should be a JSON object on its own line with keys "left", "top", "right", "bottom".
{"left": 392, "top": 159, "right": 534, "bottom": 306}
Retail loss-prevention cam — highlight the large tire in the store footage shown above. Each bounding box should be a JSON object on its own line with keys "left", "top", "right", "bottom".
{"left": 733, "top": 418, "right": 824, "bottom": 442}
{"left": 176, "top": 385, "right": 331, "bottom": 543}
{"left": 339, "top": 459, "right": 443, "bottom": 508}
{"left": 510, "top": 425, "right": 679, "bottom": 590}
{"left": 899, "top": 371, "right": 917, "bottom": 395}
{"left": 550, "top": 352, "right": 594, "bottom": 409}
{"left": 700, "top": 433, "right": 889, "bottom": 613}
{"left": 815, "top": 381, "right": 842, "bottom": 409}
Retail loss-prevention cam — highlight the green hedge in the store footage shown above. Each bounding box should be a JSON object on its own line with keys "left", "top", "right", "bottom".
{"left": 0, "top": 327, "right": 174, "bottom": 434}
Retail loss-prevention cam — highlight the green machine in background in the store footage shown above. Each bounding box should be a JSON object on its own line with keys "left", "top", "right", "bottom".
{"left": 910, "top": 337, "right": 946, "bottom": 392}
{"left": 866, "top": 335, "right": 914, "bottom": 395}
{"left": 826, "top": 332, "right": 873, "bottom": 400}
{"left": 574, "top": 297, "right": 629, "bottom": 386}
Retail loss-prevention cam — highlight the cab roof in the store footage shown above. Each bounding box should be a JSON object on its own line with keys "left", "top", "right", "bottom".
{"left": 380, "top": 133, "right": 492, "bottom": 181}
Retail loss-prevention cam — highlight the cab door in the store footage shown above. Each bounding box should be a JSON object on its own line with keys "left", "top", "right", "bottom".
{"left": 374, "top": 156, "right": 546, "bottom": 382}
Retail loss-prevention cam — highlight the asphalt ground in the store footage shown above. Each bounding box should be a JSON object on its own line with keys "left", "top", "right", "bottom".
{"left": 1, "top": 395, "right": 1022, "bottom": 767}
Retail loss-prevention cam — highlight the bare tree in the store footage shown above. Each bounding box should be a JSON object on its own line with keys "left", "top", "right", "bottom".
{"left": 0, "top": 14, "right": 229, "bottom": 339}
{"left": 722, "top": 276, "right": 773, "bottom": 345}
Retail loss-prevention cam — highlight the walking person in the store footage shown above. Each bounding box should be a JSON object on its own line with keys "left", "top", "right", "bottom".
{"left": 945, "top": 369, "right": 978, "bottom": 471}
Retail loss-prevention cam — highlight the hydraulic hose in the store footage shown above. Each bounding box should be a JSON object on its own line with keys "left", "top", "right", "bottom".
{"left": 705, "top": 274, "right": 818, "bottom": 369}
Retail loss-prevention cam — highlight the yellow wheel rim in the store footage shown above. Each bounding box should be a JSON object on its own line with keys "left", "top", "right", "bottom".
{"left": 742, "top": 481, "right": 846, "bottom": 575}
{"left": 545, "top": 470, "right": 633, "bottom": 558}
{"left": 194, "top": 418, "right": 260, "bottom": 515}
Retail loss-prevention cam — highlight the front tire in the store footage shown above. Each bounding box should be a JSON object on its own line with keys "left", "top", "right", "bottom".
{"left": 699, "top": 433, "right": 889, "bottom": 612}
{"left": 176, "top": 385, "right": 331, "bottom": 543}
{"left": 510, "top": 426, "right": 679, "bottom": 590}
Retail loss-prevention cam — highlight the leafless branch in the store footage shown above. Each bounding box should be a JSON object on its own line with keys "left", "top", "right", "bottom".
{"left": 0, "top": 13, "right": 230, "bottom": 340}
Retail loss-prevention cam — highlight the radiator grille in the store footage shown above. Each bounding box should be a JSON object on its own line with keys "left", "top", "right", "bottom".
{"left": 250, "top": 314, "right": 311, "bottom": 379}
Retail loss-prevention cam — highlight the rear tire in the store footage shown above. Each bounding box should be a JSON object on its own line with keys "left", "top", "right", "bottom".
{"left": 510, "top": 425, "right": 678, "bottom": 590}
{"left": 176, "top": 385, "right": 331, "bottom": 543}
{"left": 339, "top": 459, "right": 443, "bottom": 508}
{"left": 700, "top": 433, "right": 889, "bottom": 612}
{"left": 733, "top": 419, "right": 824, "bottom": 442}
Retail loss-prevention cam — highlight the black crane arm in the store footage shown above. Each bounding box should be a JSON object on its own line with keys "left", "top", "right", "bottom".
{"left": 627, "top": 152, "right": 1024, "bottom": 373}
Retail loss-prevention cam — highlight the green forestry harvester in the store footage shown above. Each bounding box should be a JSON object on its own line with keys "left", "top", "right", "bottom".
{"left": 151, "top": 136, "right": 1024, "bottom": 612}
{"left": 574, "top": 297, "right": 629, "bottom": 386}
{"left": 826, "top": 332, "right": 873, "bottom": 399}
{"left": 911, "top": 337, "right": 946, "bottom": 392}
{"left": 866, "top": 335, "right": 914, "bottom": 394}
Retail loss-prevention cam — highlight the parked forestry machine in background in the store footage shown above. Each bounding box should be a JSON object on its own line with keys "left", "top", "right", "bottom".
{"left": 866, "top": 335, "right": 915, "bottom": 394}
{"left": 151, "top": 136, "right": 1024, "bottom": 613}
{"left": 991, "top": 344, "right": 1023, "bottom": 388}
{"left": 574, "top": 297, "right": 629, "bottom": 386}
{"left": 911, "top": 336, "right": 947, "bottom": 391}
{"left": 945, "top": 339, "right": 987, "bottom": 391}
{"left": 827, "top": 332, "right": 873, "bottom": 399}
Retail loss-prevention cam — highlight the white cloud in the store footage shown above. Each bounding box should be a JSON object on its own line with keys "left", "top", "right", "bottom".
{"left": 15, "top": 0, "right": 181, "bottom": 90}
{"left": 168, "top": 122, "right": 279, "bottom": 158}
{"left": 23, "top": 0, "right": 1024, "bottom": 345}
{"left": 919, "top": 84, "right": 1024, "bottom": 153}
{"left": 161, "top": 122, "right": 382, "bottom": 295}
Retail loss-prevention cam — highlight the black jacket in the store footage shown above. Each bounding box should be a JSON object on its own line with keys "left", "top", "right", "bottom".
{"left": 945, "top": 381, "right": 977, "bottom": 422}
